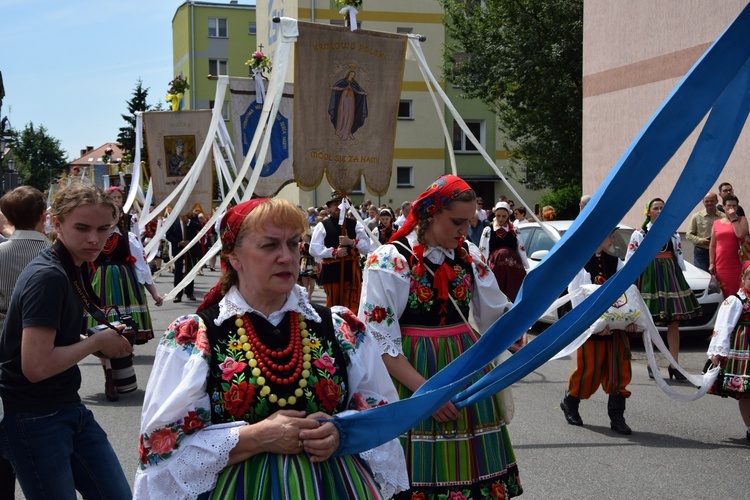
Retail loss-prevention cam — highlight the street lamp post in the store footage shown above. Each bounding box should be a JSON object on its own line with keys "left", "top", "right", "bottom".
{"left": 0, "top": 133, "right": 6, "bottom": 195}
{"left": 0, "top": 116, "right": 12, "bottom": 196}
{"left": 7, "top": 158, "right": 16, "bottom": 191}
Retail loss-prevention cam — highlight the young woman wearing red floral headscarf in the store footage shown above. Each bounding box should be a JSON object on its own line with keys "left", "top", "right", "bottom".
{"left": 359, "top": 175, "right": 523, "bottom": 499}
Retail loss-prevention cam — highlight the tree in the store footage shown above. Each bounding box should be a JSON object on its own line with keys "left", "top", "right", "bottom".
{"left": 11, "top": 122, "right": 68, "bottom": 191}
{"left": 117, "top": 78, "right": 150, "bottom": 164}
{"left": 441, "top": 0, "right": 583, "bottom": 190}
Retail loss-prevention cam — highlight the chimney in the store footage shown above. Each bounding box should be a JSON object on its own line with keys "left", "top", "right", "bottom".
{"left": 80, "top": 149, "right": 87, "bottom": 157}
{"left": 86, "top": 146, "right": 94, "bottom": 152}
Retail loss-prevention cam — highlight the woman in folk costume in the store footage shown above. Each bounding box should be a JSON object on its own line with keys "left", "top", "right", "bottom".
{"left": 478, "top": 201, "right": 530, "bottom": 302}
{"left": 706, "top": 260, "right": 750, "bottom": 441}
{"left": 625, "top": 197, "right": 701, "bottom": 382}
{"left": 134, "top": 198, "right": 408, "bottom": 499}
{"left": 359, "top": 175, "right": 523, "bottom": 499}
{"left": 372, "top": 207, "right": 399, "bottom": 247}
{"left": 87, "top": 186, "right": 163, "bottom": 401}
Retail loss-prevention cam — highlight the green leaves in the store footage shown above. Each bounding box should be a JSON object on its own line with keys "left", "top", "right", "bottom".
{"left": 442, "top": 0, "right": 583, "bottom": 190}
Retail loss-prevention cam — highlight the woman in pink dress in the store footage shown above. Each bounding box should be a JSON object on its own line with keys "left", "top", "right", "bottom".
{"left": 710, "top": 194, "right": 749, "bottom": 297}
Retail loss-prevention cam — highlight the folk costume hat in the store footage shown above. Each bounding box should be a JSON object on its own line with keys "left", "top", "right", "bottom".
{"left": 493, "top": 201, "right": 512, "bottom": 213}
{"left": 325, "top": 191, "right": 345, "bottom": 207}
{"left": 197, "top": 198, "right": 269, "bottom": 312}
{"left": 389, "top": 174, "right": 473, "bottom": 243}
{"left": 388, "top": 175, "right": 474, "bottom": 296}
{"left": 379, "top": 207, "right": 395, "bottom": 219}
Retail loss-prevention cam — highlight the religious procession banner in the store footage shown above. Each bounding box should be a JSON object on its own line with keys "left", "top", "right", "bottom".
{"left": 229, "top": 77, "right": 295, "bottom": 197}
{"left": 143, "top": 110, "right": 214, "bottom": 215}
{"left": 294, "top": 22, "right": 407, "bottom": 196}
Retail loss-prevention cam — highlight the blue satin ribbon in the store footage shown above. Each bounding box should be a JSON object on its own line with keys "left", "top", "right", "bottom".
{"left": 334, "top": 4, "right": 750, "bottom": 456}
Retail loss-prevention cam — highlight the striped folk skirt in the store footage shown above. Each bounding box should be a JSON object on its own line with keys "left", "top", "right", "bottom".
{"left": 86, "top": 262, "right": 155, "bottom": 394}
{"left": 394, "top": 324, "right": 523, "bottom": 499}
{"left": 708, "top": 319, "right": 750, "bottom": 399}
{"left": 638, "top": 255, "right": 701, "bottom": 325}
{"left": 87, "top": 261, "right": 155, "bottom": 343}
{"left": 201, "top": 452, "right": 383, "bottom": 499}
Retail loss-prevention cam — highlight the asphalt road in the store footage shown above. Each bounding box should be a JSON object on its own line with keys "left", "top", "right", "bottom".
{"left": 16, "top": 270, "right": 750, "bottom": 499}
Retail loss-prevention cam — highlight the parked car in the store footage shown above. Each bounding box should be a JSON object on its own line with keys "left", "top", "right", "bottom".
{"left": 517, "top": 220, "right": 722, "bottom": 332}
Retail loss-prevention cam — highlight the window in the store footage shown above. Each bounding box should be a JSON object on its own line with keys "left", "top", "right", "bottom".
{"left": 452, "top": 52, "right": 470, "bottom": 87}
{"left": 396, "top": 166, "right": 414, "bottom": 188}
{"left": 208, "top": 18, "right": 228, "bottom": 38}
{"left": 209, "top": 100, "right": 230, "bottom": 121}
{"left": 453, "top": 120, "right": 485, "bottom": 153}
{"left": 248, "top": 22, "right": 257, "bottom": 35}
{"left": 396, "top": 27, "right": 413, "bottom": 34}
{"left": 350, "top": 177, "right": 364, "bottom": 194}
{"left": 209, "top": 59, "right": 228, "bottom": 76}
{"left": 398, "top": 100, "right": 413, "bottom": 120}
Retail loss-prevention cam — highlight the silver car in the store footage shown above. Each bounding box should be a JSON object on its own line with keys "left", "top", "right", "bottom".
{"left": 517, "top": 220, "right": 721, "bottom": 332}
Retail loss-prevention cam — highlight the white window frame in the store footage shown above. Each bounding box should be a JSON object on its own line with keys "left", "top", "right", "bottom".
{"left": 396, "top": 166, "right": 414, "bottom": 188}
{"left": 398, "top": 100, "right": 414, "bottom": 120}
{"left": 208, "top": 18, "right": 228, "bottom": 38}
{"left": 209, "top": 59, "right": 228, "bottom": 76}
{"left": 453, "top": 120, "right": 485, "bottom": 153}
{"left": 248, "top": 22, "right": 257, "bottom": 35}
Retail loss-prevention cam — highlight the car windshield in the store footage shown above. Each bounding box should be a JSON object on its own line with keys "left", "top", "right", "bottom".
{"left": 521, "top": 226, "right": 635, "bottom": 260}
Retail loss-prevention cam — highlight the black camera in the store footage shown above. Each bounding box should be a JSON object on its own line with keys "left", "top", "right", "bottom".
{"left": 87, "top": 314, "right": 136, "bottom": 347}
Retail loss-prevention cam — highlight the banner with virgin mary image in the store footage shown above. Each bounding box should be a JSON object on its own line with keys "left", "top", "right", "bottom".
{"left": 293, "top": 22, "right": 407, "bottom": 196}
{"left": 229, "top": 77, "right": 295, "bottom": 197}
{"left": 143, "top": 109, "right": 214, "bottom": 215}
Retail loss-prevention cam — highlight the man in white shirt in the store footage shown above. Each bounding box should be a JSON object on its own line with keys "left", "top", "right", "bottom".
{"left": 310, "top": 193, "right": 371, "bottom": 311}
{"left": 394, "top": 200, "right": 410, "bottom": 227}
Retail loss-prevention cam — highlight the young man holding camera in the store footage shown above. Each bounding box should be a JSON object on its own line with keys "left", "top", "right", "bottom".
{"left": 0, "top": 184, "right": 132, "bottom": 499}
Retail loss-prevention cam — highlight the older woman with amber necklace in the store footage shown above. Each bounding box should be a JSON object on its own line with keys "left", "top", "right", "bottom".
{"left": 135, "top": 198, "right": 407, "bottom": 499}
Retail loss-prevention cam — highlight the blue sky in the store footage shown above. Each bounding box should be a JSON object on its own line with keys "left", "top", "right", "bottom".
{"left": 2, "top": 0, "right": 257, "bottom": 161}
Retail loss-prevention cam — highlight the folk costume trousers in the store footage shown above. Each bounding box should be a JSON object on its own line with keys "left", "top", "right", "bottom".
{"left": 567, "top": 330, "right": 632, "bottom": 400}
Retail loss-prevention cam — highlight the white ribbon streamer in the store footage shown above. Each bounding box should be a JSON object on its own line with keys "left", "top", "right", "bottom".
{"left": 253, "top": 69, "right": 266, "bottom": 104}
{"left": 161, "top": 19, "right": 298, "bottom": 300}
{"left": 339, "top": 6, "right": 358, "bottom": 31}
{"left": 407, "top": 37, "right": 554, "bottom": 240}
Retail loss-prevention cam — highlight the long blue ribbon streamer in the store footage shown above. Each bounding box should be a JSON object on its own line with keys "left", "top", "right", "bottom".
{"left": 334, "top": 4, "right": 750, "bottom": 456}
{"left": 459, "top": 57, "right": 750, "bottom": 406}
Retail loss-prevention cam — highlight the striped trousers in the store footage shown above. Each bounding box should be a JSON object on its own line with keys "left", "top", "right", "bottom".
{"left": 567, "top": 331, "right": 632, "bottom": 399}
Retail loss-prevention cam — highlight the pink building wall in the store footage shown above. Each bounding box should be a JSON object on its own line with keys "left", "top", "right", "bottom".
{"left": 583, "top": 0, "right": 750, "bottom": 230}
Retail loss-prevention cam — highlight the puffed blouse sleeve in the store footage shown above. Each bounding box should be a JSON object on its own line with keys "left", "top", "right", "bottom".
{"left": 358, "top": 243, "right": 412, "bottom": 357}
{"left": 478, "top": 225, "right": 492, "bottom": 261}
{"left": 467, "top": 240, "right": 512, "bottom": 334}
{"left": 133, "top": 314, "right": 246, "bottom": 500}
{"left": 329, "top": 306, "right": 409, "bottom": 498}
{"left": 513, "top": 224, "right": 530, "bottom": 269}
{"left": 707, "top": 294, "right": 744, "bottom": 358}
{"left": 128, "top": 232, "right": 154, "bottom": 285}
{"left": 624, "top": 229, "right": 645, "bottom": 264}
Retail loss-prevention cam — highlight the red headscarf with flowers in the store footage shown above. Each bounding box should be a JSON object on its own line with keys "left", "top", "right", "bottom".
{"left": 388, "top": 175, "right": 474, "bottom": 297}
{"left": 197, "top": 198, "right": 268, "bottom": 312}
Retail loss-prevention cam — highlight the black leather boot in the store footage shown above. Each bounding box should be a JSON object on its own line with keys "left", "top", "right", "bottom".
{"left": 608, "top": 395, "right": 632, "bottom": 435}
{"left": 560, "top": 393, "right": 583, "bottom": 426}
